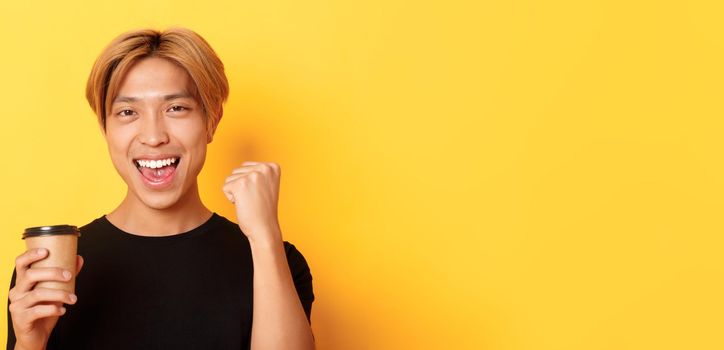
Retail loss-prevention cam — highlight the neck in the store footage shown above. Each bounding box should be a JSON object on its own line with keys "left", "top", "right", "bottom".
{"left": 106, "top": 182, "right": 213, "bottom": 237}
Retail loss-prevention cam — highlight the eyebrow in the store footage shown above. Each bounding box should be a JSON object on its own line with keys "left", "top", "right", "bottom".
{"left": 113, "top": 92, "right": 194, "bottom": 104}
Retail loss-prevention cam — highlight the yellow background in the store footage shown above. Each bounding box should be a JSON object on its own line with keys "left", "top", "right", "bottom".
{"left": 1, "top": 0, "right": 723, "bottom": 349}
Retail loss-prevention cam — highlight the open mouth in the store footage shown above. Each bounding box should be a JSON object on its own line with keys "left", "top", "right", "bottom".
{"left": 133, "top": 156, "right": 181, "bottom": 183}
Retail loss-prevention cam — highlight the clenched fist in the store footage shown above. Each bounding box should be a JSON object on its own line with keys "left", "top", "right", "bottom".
{"left": 222, "top": 161, "right": 283, "bottom": 244}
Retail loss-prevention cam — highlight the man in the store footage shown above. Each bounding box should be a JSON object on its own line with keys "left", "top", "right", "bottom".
{"left": 6, "top": 27, "right": 316, "bottom": 350}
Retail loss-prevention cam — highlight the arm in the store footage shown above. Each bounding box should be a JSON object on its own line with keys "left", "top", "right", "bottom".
{"left": 7, "top": 269, "right": 17, "bottom": 350}
{"left": 248, "top": 231, "right": 315, "bottom": 349}
{"left": 222, "top": 161, "right": 315, "bottom": 350}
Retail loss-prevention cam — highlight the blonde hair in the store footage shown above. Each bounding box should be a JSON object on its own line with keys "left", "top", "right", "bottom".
{"left": 85, "top": 27, "right": 229, "bottom": 140}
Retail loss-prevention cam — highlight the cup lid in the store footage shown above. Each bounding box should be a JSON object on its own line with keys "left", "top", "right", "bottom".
{"left": 23, "top": 225, "right": 80, "bottom": 239}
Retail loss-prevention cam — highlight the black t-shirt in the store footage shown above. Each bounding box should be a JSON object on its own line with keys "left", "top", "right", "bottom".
{"left": 6, "top": 212, "right": 314, "bottom": 349}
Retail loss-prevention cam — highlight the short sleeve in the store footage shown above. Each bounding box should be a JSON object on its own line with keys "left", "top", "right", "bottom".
{"left": 6, "top": 269, "right": 17, "bottom": 350}
{"left": 283, "top": 241, "right": 315, "bottom": 323}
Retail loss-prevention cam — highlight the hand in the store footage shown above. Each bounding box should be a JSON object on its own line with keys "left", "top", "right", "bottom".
{"left": 222, "top": 161, "right": 283, "bottom": 243}
{"left": 8, "top": 249, "right": 84, "bottom": 350}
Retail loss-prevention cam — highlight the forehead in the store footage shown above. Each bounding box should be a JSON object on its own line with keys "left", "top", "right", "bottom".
{"left": 115, "top": 57, "right": 195, "bottom": 101}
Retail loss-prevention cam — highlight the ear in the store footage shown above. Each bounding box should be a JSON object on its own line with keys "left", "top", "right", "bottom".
{"left": 207, "top": 107, "right": 223, "bottom": 144}
{"left": 207, "top": 122, "right": 218, "bottom": 144}
{"left": 98, "top": 118, "right": 107, "bottom": 138}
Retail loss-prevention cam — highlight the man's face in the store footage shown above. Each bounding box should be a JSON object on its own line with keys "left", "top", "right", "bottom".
{"left": 103, "top": 56, "right": 210, "bottom": 210}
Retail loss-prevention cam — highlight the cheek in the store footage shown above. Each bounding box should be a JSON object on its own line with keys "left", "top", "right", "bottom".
{"left": 105, "top": 132, "right": 133, "bottom": 166}
{"left": 172, "top": 122, "right": 208, "bottom": 153}
{"left": 183, "top": 138, "right": 209, "bottom": 172}
{"left": 189, "top": 139, "right": 208, "bottom": 163}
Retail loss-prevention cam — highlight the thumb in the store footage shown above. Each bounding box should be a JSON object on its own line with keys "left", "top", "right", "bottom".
{"left": 222, "top": 188, "right": 236, "bottom": 203}
{"left": 76, "top": 255, "right": 84, "bottom": 275}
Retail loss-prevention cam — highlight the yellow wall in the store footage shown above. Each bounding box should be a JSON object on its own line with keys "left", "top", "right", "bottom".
{"left": 2, "top": 1, "right": 723, "bottom": 349}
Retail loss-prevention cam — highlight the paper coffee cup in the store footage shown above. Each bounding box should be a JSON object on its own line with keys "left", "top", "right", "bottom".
{"left": 22, "top": 225, "right": 81, "bottom": 294}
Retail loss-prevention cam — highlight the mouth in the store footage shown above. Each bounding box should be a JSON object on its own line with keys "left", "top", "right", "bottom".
{"left": 132, "top": 156, "right": 181, "bottom": 188}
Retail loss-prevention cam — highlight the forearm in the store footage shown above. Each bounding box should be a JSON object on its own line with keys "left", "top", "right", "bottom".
{"left": 248, "top": 227, "right": 315, "bottom": 350}
{"left": 15, "top": 342, "right": 44, "bottom": 350}
{"left": 15, "top": 345, "right": 39, "bottom": 350}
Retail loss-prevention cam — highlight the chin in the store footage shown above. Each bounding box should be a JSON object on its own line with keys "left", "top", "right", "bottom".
{"left": 134, "top": 190, "right": 182, "bottom": 210}
{"left": 142, "top": 197, "right": 179, "bottom": 210}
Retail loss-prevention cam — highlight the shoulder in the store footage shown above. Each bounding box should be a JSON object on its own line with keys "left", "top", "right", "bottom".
{"left": 78, "top": 215, "right": 107, "bottom": 234}
{"left": 212, "top": 213, "right": 312, "bottom": 267}
{"left": 213, "top": 212, "right": 241, "bottom": 230}
{"left": 282, "top": 241, "right": 312, "bottom": 268}
{"left": 76, "top": 215, "right": 111, "bottom": 249}
{"left": 282, "top": 241, "right": 313, "bottom": 286}
{"left": 283, "top": 240, "right": 302, "bottom": 256}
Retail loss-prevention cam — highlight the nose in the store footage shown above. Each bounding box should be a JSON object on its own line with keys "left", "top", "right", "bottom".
{"left": 138, "top": 114, "right": 169, "bottom": 147}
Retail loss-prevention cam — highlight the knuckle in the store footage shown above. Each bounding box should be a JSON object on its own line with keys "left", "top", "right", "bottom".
{"left": 29, "top": 306, "right": 40, "bottom": 317}
{"left": 15, "top": 256, "right": 24, "bottom": 267}
{"left": 30, "top": 305, "right": 49, "bottom": 317}
{"left": 31, "top": 288, "right": 45, "bottom": 300}
{"left": 24, "top": 268, "right": 40, "bottom": 282}
{"left": 33, "top": 305, "right": 56, "bottom": 317}
{"left": 23, "top": 268, "right": 35, "bottom": 280}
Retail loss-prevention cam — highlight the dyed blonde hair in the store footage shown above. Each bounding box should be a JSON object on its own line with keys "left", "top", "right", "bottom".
{"left": 85, "top": 27, "right": 229, "bottom": 140}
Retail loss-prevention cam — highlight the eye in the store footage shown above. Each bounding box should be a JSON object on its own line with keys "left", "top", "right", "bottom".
{"left": 117, "top": 109, "right": 135, "bottom": 117}
{"left": 168, "top": 105, "right": 187, "bottom": 112}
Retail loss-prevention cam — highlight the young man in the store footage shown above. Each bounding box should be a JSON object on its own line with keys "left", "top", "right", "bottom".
{"left": 6, "top": 27, "right": 315, "bottom": 350}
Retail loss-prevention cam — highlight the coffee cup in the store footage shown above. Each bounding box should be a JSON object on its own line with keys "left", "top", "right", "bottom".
{"left": 22, "top": 225, "right": 81, "bottom": 294}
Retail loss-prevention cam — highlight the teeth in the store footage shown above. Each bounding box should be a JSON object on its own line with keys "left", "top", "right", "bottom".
{"left": 135, "top": 157, "right": 178, "bottom": 169}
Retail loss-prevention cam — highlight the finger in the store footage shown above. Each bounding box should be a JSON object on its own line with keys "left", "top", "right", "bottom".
{"left": 76, "top": 255, "right": 84, "bottom": 275}
{"left": 236, "top": 162, "right": 278, "bottom": 175}
{"left": 19, "top": 303, "right": 66, "bottom": 324}
{"left": 232, "top": 162, "right": 273, "bottom": 174}
{"left": 222, "top": 188, "right": 236, "bottom": 203}
{"left": 231, "top": 167, "right": 255, "bottom": 175}
{"left": 16, "top": 267, "right": 72, "bottom": 294}
{"left": 15, "top": 248, "right": 49, "bottom": 275}
{"left": 10, "top": 288, "right": 76, "bottom": 313}
{"left": 242, "top": 161, "right": 262, "bottom": 166}
{"left": 263, "top": 161, "right": 279, "bottom": 170}
{"left": 224, "top": 173, "right": 248, "bottom": 184}
{"left": 268, "top": 162, "right": 281, "bottom": 177}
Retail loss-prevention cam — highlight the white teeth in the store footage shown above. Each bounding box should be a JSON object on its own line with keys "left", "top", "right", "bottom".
{"left": 135, "top": 157, "right": 179, "bottom": 169}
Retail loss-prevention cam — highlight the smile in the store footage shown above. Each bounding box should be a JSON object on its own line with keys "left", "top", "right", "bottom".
{"left": 134, "top": 156, "right": 180, "bottom": 169}
{"left": 132, "top": 156, "right": 181, "bottom": 189}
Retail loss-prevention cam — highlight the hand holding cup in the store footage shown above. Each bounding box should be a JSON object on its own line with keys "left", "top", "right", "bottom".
{"left": 8, "top": 225, "right": 84, "bottom": 350}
